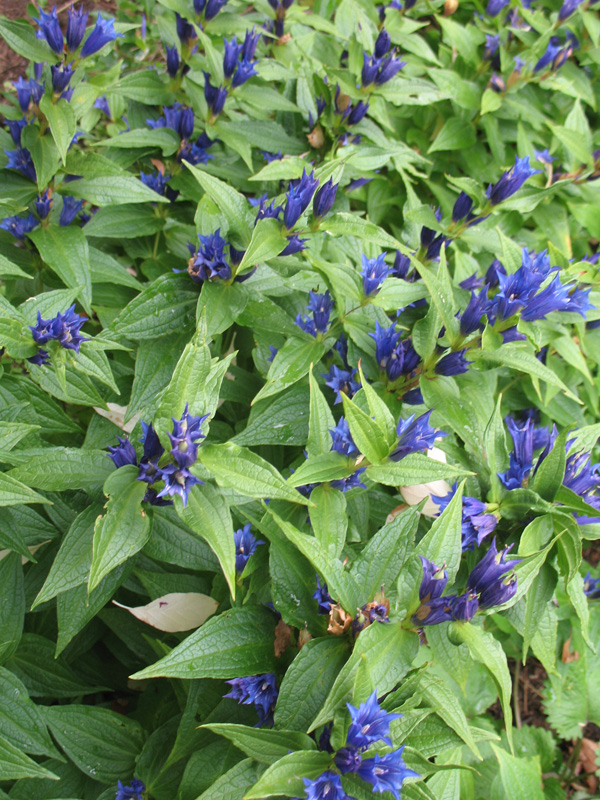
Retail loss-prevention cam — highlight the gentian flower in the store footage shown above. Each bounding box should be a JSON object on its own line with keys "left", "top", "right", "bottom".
{"left": 361, "top": 253, "right": 391, "bottom": 296}
{"left": 154, "top": 464, "right": 201, "bottom": 506}
{"left": 140, "top": 170, "right": 171, "bottom": 196}
{"left": 534, "top": 148, "right": 555, "bottom": 164}
{"left": 224, "top": 673, "right": 278, "bottom": 726}
{"left": 375, "top": 28, "right": 391, "bottom": 57}
{"left": 66, "top": 5, "right": 89, "bottom": 51}
{"left": 223, "top": 36, "right": 242, "bottom": 78}
{"left": 283, "top": 170, "right": 319, "bottom": 229}
{"left": 241, "top": 27, "right": 260, "bottom": 60}
{"left": 467, "top": 538, "right": 520, "bottom": 608}
{"left": 334, "top": 746, "right": 362, "bottom": 773}
{"left": 346, "top": 100, "right": 369, "bottom": 126}
{"left": 498, "top": 416, "right": 534, "bottom": 489}
{"left": 323, "top": 364, "right": 360, "bottom": 404}
{"left": 452, "top": 192, "right": 474, "bottom": 222}
{"left": 205, "top": 0, "right": 229, "bottom": 20}
{"left": 330, "top": 467, "right": 366, "bottom": 492}
{"left": 80, "top": 15, "right": 122, "bottom": 58}
{"left": 0, "top": 214, "right": 39, "bottom": 240}
{"left": 255, "top": 195, "right": 283, "bottom": 223}
{"left": 204, "top": 73, "right": 228, "bottom": 115}
{"left": 313, "top": 575, "right": 333, "bottom": 614}
{"left": 107, "top": 437, "right": 138, "bottom": 469}
{"left": 486, "top": 156, "right": 541, "bottom": 205}
{"left": 29, "top": 305, "right": 88, "bottom": 353}
{"left": 5, "top": 148, "right": 37, "bottom": 182}
{"left": 280, "top": 235, "right": 307, "bottom": 257}
{"left": 35, "top": 190, "right": 53, "bottom": 220}
{"left": 168, "top": 404, "right": 209, "bottom": 468}
{"left": 175, "top": 13, "right": 196, "bottom": 45}
{"left": 432, "top": 486, "right": 498, "bottom": 550}
{"left": 346, "top": 690, "right": 401, "bottom": 749}
{"left": 434, "top": 350, "right": 471, "bottom": 376}
{"left": 329, "top": 417, "right": 358, "bottom": 456}
{"left": 51, "top": 64, "right": 74, "bottom": 95}
{"left": 234, "top": 523, "right": 264, "bottom": 573}
{"left": 390, "top": 411, "right": 445, "bottom": 461}
{"left": 450, "top": 592, "right": 479, "bottom": 621}
{"left": 6, "top": 117, "right": 27, "bottom": 145}
{"left": 34, "top": 6, "right": 64, "bottom": 54}
{"left": 187, "top": 230, "right": 234, "bottom": 282}
{"left": 583, "top": 573, "right": 600, "bottom": 599}
{"left": 486, "top": 0, "right": 509, "bottom": 14}
{"left": 94, "top": 95, "right": 111, "bottom": 117}
{"left": 165, "top": 45, "right": 180, "bottom": 78}
{"left": 59, "top": 196, "right": 85, "bottom": 226}
{"left": 412, "top": 595, "right": 455, "bottom": 626}
{"left": 295, "top": 290, "right": 333, "bottom": 337}
{"left": 558, "top": 0, "right": 583, "bottom": 20}
{"left": 358, "top": 747, "right": 419, "bottom": 800}
{"left": 419, "top": 556, "right": 448, "bottom": 602}
{"left": 370, "top": 322, "right": 420, "bottom": 381}
{"left": 302, "top": 772, "right": 346, "bottom": 800}
{"left": 312, "top": 178, "right": 338, "bottom": 219}
{"left": 27, "top": 349, "right": 50, "bottom": 366}
{"left": 116, "top": 779, "right": 145, "bottom": 800}
{"left": 13, "top": 77, "right": 44, "bottom": 112}
{"left": 232, "top": 57, "right": 258, "bottom": 87}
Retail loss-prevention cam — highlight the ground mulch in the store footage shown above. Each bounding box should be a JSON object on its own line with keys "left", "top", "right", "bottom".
{"left": 0, "top": 0, "right": 118, "bottom": 86}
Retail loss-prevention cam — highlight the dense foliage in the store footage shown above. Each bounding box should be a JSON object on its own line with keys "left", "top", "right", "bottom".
{"left": 0, "top": 0, "right": 600, "bottom": 797}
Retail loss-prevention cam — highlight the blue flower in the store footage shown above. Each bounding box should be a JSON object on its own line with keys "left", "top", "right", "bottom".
{"left": 66, "top": 5, "right": 89, "bottom": 51}
{"left": 329, "top": 417, "right": 358, "bottom": 456}
{"left": 361, "top": 253, "right": 391, "bottom": 296}
{"left": 357, "top": 747, "right": 419, "bottom": 800}
{"left": 430, "top": 486, "right": 498, "bottom": 550}
{"left": 27, "top": 349, "right": 50, "bottom": 366}
{"left": 484, "top": 34, "right": 500, "bottom": 61}
{"left": 583, "top": 573, "right": 600, "bottom": 599}
{"left": 94, "top": 95, "right": 111, "bottom": 117}
{"left": 302, "top": 771, "right": 346, "bottom": 800}
{"left": 450, "top": 592, "right": 479, "bottom": 621}
{"left": 558, "top": 0, "right": 583, "bottom": 20}
{"left": 563, "top": 450, "right": 600, "bottom": 501}
{"left": 59, "top": 196, "right": 85, "bottom": 226}
{"left": 390, "top": 411, "right": 445, "bottom": 461}
{"left": 330, "top": 467, "right": 366, "bottom": 492}
{"left": 392, "top": 250, "right": 411, "bottom": 279}
{"left": 140, "top": 170, "right": 170, "bottom": 196}
{"left": 51, "top": 65, "right": 74, "bottom": 95}
{"left": 224, "top": 673, "right": 278, "bottom": 726}
{"left": 323, "top": 365, "right": 360, "bottom": 404}
{"left": 241, "top": 27, "right": 260, "bottom": 60}
{"left": 412, "top": 595, "right": 455, "bottom": 626}
{"left": 486, "top": 156, "right": 541, "bottom": 205}
{"left": 346, "top": 690, "right": 401, "bottom": 749}
{"left": 295, "top": 290, "right": 333, "bottom": 337}
{"left": 255, "top": 195, "right": 283, "bottom": 223}
{"left": 486, "top": 0, "right": 509, "bottom": 14}
{"left": 175, "top": 13, "right": 196, "bottom": 45}
{"left": 346, "top": 100, "right": 369, "bottom": 126}
{"left": 140, "top": 421, "right": 164, "bottom": 464}
{"left": 313, "top": 178, "right": 338, "bottom": 219}
{"left": 362, "top": 51, "right": 406, "bottom": 86}
{"left": 334, "top": 746, "right": 362, "bottom": 774}
{"left": 187, "top": 230, "right": 233, "bottom": 283}
{"left": 403, "top": 387, "right": 424, "bottom": 405}
{"left": 165, "top": 45, "right": 180, "bottom": 78}
{"left": 313, "top": 575, "right": 333, "bottom": 614}
{"left": 284, "top": 170, "right": 319, "bottom": 229}
{"left": 5, "top": 148, "right": 37, "bottom": 182}
{"left": 370, "top": 322, "right": 420, "bottom": 382}
{"left": 223, "top": 36, "right": 242, "bottom": 78}
{"left": 34, "top": 6, "right": 64, "bottom": 54}
{"left": 204, "top": 73, "right": 228, "bottom": 115}
{"left": 13, "top": 77, "right": 44, "bottom": 112}
{"left": 375, "top": 28, "right": 392, "bottom": 57}
{"left": 154, "top": 464, "right": 201, "bottom": 506}
{"left": 498, "top": 416, "right": 534, "bottom": 489}
{"left": 232, "top": 57, "right": 258, "bottom": 87}
{"left": 419, "top": 556, "right": 448, "bottom": 602}
{"left": 205, "top": 0, "right": 229, "bottom": 20}
{"left": 467, "top": 538, "right": 520, "bottom": 608}
{"left": 30, "top": 305, "right": 89, "bottom": 352}
{"left": 35, "top": 190, "right": 53, "bottom": 220}
{"left": 168, "top": 404, "right": 209, "bottom": 468}
{"left": 116, "top": 779, "right": 145, "bottom": 800}
{"left": 0, "top": 213, "right": 39, "bottom": 240}
{"left": 534, "top": 148, "right": 554, "bottom": 164}
{"left": 261, "top": 150, "right": 283, "bottom": 163}
{"left": 107, "top": 437, "right": 138, "bottom": 469}
{"left": 452, "top": 192, "right": 474, "bottom": 223}
{"left": 6, "top": 117, "right": 27, "bottom": 145}
{"left": 435, "top": 350, "right": 471, "bottom": 376}
{"left": 234, "top": 523, "right": 264, "bottom": 573}
{"left": 80, "top": 15, "right": 122, "bottom": 58}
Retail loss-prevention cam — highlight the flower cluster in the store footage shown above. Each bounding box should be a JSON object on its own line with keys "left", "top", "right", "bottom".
{"left": 432, "top": 484, "right": 498, "bottom": 551}
{"left": 361, "top": 28, "right": 406, "bottom": 87}
{"left": 147, "top": 103, "right": 214, "bottom": 166}
{"left": 107, "top": 406, "right": 208, "bottom": 507}
{"left": 224, "top": 673, "right": 278, "bottom": 726}
{"left": 28, "top": 304, "right": 89, "bottom": 364}
{"left": 299, "top": 692, "right": 418, "bottom": 800}
{"left": 296, "top": 290, "right": 333, "bottom": 337}
{"left": 413, "top": 541, "right": 520, "bottom": 626}
{"left": 390, "top": 411, "right": 445, "bottom": 462}
{"left": 204, "top": 29, "right": 260, "bottom": 117}
{"left": 371, "top": 322, "right": 420, "bottom": 383}
{"left": 115, "top": 779, "right": 145, "bottom": 800}
{"left": 184, "top": 230, "right": 246, "bottom": 284}
{"left": 35, "top": 6, "right": 122, "bottom": 59}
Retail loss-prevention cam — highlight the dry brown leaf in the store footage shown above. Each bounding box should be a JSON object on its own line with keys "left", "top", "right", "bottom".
{"left": 274, "top": 619, "right": 292, "bottom": 657}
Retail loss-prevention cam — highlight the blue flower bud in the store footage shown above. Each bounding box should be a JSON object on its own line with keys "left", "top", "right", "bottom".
{"left": 486, "top": 0, "right": 509, "bottom": 15}
{"left": 80, "top": 15, "right": 122, "bottom": 58}
{"left": 66, "top": 5, "right": 89, "bottom": 51}
{"left": 165, "top": 45, "right": 180, "bottom": 78}
{"left": 51, "top": 64, "right": 74, "bottom": 95}
{"left": 283, "top": 169, "right": 319, "bottom": 229}
{"left": 13, "top": 78, "right": 44, "bottom": 113}
{"left": 279, "top": 234, "right": 307, "bottom": 256}
{"left": 361, "top": 252, "right": 391, "bottom": 296}
{"left": 346, "top": 100, "right": 369, "bottom": 125}
{"left": 107, "top": 437, "right": 138, "bottom": 469}
{"left": 59, "top": 196, "right": 85, "bottom": 226}
{"left": 452, "top": 191, "right": 474, "bottom": 222}
{"left": 175, "top": 13, "right": 196, "bottom": 45}
{"left": 4, "top": 148, "right": 37, "bottom": 182}
{"left": 205, "top": 0, "right": 229, "bottom": 20}
{"left": 35, "top": 189, "right": 53, "bottom": 220}
{"left": 203, "top": 73, "right": 227, "bottom": 115}
{"left": 232, "top": 57, "right": 258, "bottom": 88}
{"left": 34, "top": 6, "right": 64, "bottom": 54}
{"left": 241, "top": 27, "right": 260, "bottom": 60}
{"left": 435, "top": 349, "right": 471, "bottom": 376}
{"left": 334, "top": 746, "right": 362, "bottom": 774}
{"left": 558, "top": 0, "right": 583, "bottom": 20}
{"left": 329, "top": 417, "right": 357, "bottom": 456}
{"left": 312, "top": 178, "right": 338, "bottom": 218}
{"left": 375, "top": 27, "right": 391, "bottom": 57}
{"left": 223, "top": 36, "right": 242, "bottom": 79}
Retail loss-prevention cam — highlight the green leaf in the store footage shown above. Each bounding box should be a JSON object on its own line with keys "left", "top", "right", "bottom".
{"left": 112, "top": 70, "right": 174, "bottom": 104}
{"left": 94, "top": 127, "right": 181, "bottom": 155}
{"left": 341, "top": 393, "right": 390, "bottom": 464}
{"left": 410, "top": 247, "right": 459, "bottom": 341}
{"left": 309, "top": 622, "right": 419, "bottom": 730}
{"left": 0, "top": 17, "right": 60, "bottom": 63}
{"left": 418, "top": 672, "right": 481, "bottom": 758}
{"left": 39, "top": 97, "right": 76, "bottom": 166}
{"left": 484, "top": 396, "right": 509, "bottom": 503}
{"left": 8, "top": 449, "right": 113, "bottom": 490}
{"left": 274, "top": 638, "right": 350, "bottom": 732}
{"left": 244, "top": 751, "right": 332, "bottom": 799}
{"left": 184, "top": 162, "right": 250, "bottom": 243}
{"left": 0, "top": 554, "right": 25, "bottom": 665}
{"left": 452, "top": 622, "right": 513, "bottom": 751}
{"left": 0, "top": 473, "right": 51, "bottom": 507}
{"left": 66, "top": 176, "right": 168, "bottom": 206}
{"left": 491, "top": 744, "right": 545, "bottom": 800}
{"left": 28, "top": 225, "right": 93, "bottom": 314}
{"left": 0, "top": 736, "right": 58, "bottom": 782}
{"left": 127, "top": 333, "right": 188, "bottom": 421}
{"left": 429, "top": 117, "right": 476, "bottom": 153}
{"left": 370, "top": 277, "right": 428, "bottom": 312}
{"left": 202, "top": 724, "right": 315, "bottom": 765}
{"left": 111, "top": 274, "right": 197, "bottom": 340}
{"left": 195, "top": 759, "right": 259, "bottom": 800}
{"left": 130, "top": 606, "right": 277, "bottom": 680}
{"left": 417, "top": 481, "right": 465, "bottom": 581}
{"left": 237, "top": 218, "right": 286, "bottom": 272}
{"left": 0, "top": 667, "right": 60, "bottom": 758}
{"left": 197, "top": 281, "right": 248, "bottom": 337}
{"left": 175, "top": 483, "right": 236, "bottom": 598}
{"left": 88, "top": 466, "right": 151, "bottom": 593}
{"left": 199, "top": 443, "right": 309, "bottom": 505}
{"left": 366, "top": 454, "right": 472, "bottom": 486}
{"left": 530, "top": 428, "right": 569, "bottom": 501}
{"left": 21, "top": 125, "right": 60, "bottom": 193}
{"left": 45, "top": 705, "right": 145, "bottom": 784}
{"left": 233, "top": 385, "right": 309, "bottom": 447}
{"left": 0, "top": 252, "right": 31, "bottom": 280}
{"left": 307, "top": 368, "right": 335, "bottom": 458}
{"left": 350, "top": 506, "right": 420, "bottom": 601}
{"left": 322, "top": 213, "right": 399, "bottom": 249}
{"left": 309, "top": 485, "right": 347, "bottom": 559}
{"left": 253, "top": 337, "right": 326, "bottom": 404}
